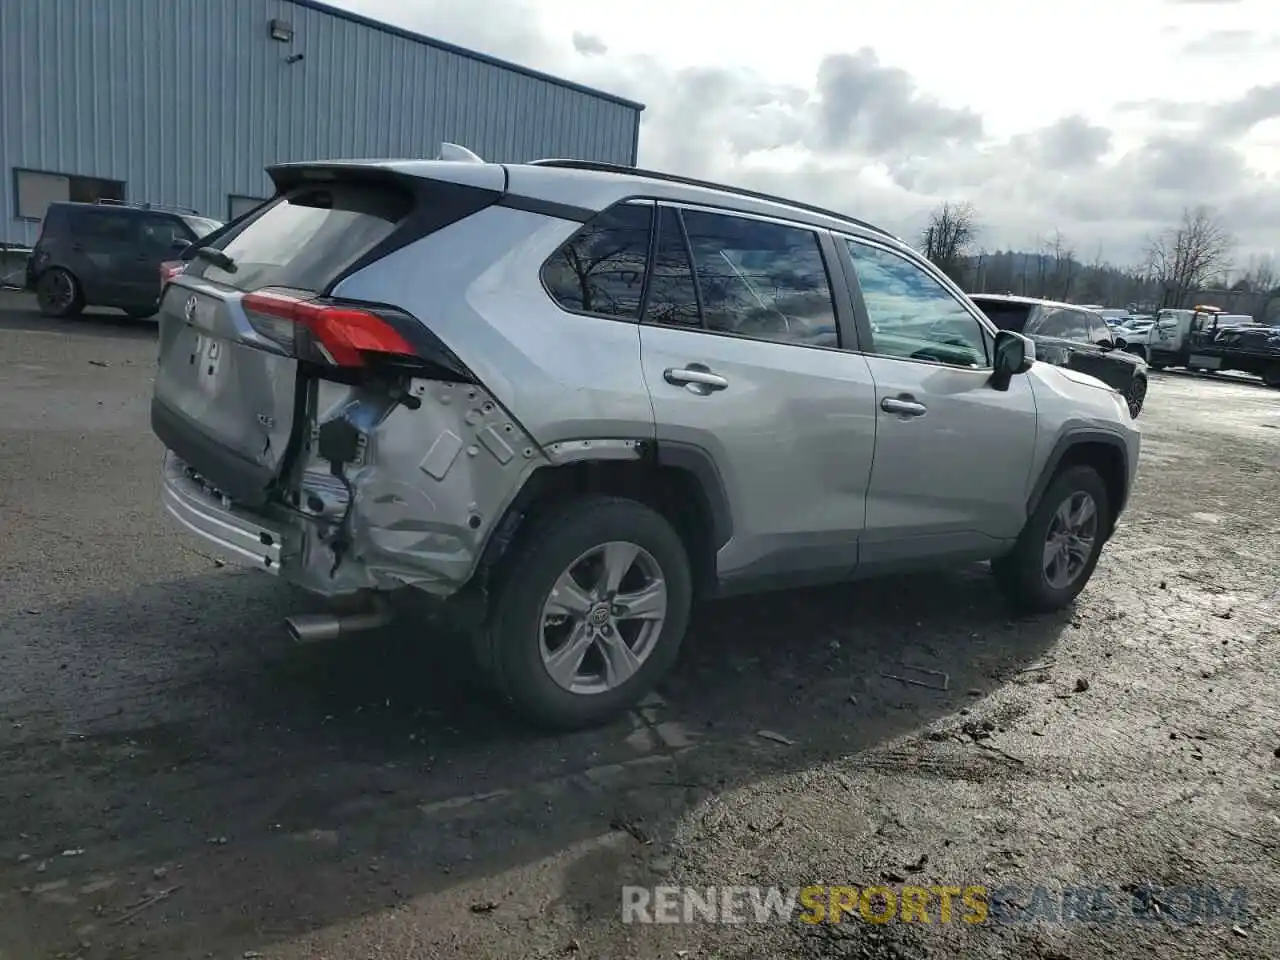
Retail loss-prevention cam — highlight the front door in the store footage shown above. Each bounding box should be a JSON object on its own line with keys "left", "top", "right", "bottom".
{"left": 638, "top": 204, "right": 877, "bottom": 587}
{"left": 131, "top": 214, "right": 193, "bottom": 306}
{"left": 839, "top": 236, "right": 1039, "bottom": 566}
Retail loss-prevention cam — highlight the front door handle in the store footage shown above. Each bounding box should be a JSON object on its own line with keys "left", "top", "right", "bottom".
{"left": 664, "top": 365, "right": 728, "bottom": 393}
{"left": 881, "top": 395, "right": 927, "bottom": 417}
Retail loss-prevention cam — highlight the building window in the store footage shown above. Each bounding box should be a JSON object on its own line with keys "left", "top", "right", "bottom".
{"left": 13, "top": 168, "right": 125, "bottom": 221}
{"left": 228, "top": 194, "right": 269, "bottom": 221}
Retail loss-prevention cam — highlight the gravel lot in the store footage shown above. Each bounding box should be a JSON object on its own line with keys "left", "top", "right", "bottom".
{"left": 1, "top": 292, "right": 1277, "bottom": 960}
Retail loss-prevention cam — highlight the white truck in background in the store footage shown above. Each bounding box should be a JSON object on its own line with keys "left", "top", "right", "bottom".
{"left": 1137, "top": 305, "right": 1280, "bottom": 387}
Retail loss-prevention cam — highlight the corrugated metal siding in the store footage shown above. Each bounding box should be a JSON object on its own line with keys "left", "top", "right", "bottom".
{"left": 0, "top": 0, "right": 641, "bottom": 244}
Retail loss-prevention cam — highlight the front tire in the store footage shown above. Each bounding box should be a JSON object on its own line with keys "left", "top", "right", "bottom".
{"left": 479, "top": 496, "right": 693, "bottom": 731}
{"left": 995, "top": 465, "right": 1111, "bottom": 614}
{"left": 35, "top": 268, "right": 84, "bottom": 318}
{"left": 1125, "top": 375, "right": 1147, "bottom": 417}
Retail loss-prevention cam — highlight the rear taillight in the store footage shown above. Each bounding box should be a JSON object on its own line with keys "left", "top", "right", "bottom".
{"left": 241, "top": 290, "right": 415, "bottom": 368}
{"left": 160, "top": 261, "right": 186, "bottom": 285}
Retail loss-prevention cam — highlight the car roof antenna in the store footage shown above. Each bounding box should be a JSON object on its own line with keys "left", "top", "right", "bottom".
{"left": 437, "top": 142, "right": 484, "bottom": 163}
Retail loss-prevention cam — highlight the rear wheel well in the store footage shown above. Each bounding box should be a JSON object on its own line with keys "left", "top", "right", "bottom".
{"left": 1050, "top": 441, "right": 1127, "bottom": 535}
{"left": 480, "top": 458, "right": 720, "bottom": 598}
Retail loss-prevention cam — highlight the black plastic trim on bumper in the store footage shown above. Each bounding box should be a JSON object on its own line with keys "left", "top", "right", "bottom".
{"left": 150, "top": 397, "right": 275, "bottom": 509}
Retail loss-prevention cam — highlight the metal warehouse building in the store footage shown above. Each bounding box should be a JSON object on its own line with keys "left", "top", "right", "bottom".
{"left": 0, "top": 0, "right": 643, "bottom": 246}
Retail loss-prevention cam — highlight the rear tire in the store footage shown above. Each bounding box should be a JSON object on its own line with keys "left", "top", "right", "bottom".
{"left": 995, "top": 465, "right": 1111, "bottom": 614}
{"left": 478, "top": 496, "right": 693, "bottom": 731}
{"left": 35, "top": 268, "right": 84, "bottom": 318}
{"left": 1263, "top": 364, "right": 1280, "bottom": 388}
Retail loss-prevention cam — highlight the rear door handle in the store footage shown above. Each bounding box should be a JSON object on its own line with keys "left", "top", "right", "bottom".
{"left": 664, "top": 366, "right": 728, "bottom": 392}
{"left": 881, "top": 396, "right": 927, "bottom": 417}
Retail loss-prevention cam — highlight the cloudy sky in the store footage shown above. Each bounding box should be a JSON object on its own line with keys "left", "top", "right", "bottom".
{"left": 331, "top": 0, "right": 1279, "bottom": 266}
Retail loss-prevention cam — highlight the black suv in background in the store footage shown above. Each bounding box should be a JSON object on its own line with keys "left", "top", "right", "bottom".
{"left": 25, "top": 200, "right": 222, "bottom": 319}
{"left": 969, "top": 294, "right": 1149, "bottom": 417}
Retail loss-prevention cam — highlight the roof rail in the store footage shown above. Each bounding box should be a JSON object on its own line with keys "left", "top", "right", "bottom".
{"left": 95, "top": 198, "right": 201, "bottom": 215}
{"left": 527, "top": 159, "right": 897, "bottom": 240}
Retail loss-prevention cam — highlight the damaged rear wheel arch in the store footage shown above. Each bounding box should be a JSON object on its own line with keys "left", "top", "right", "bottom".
{"left": 475, "top": 449, "right": 730, "bottom": 601}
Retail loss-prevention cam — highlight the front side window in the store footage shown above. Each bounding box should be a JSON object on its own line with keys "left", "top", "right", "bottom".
{"left": 678, "top": 209, "right": 838, "bottom": 348}
{"left": 541, "top": 203, "right": 652, "bottom": 320}
{"left": 138, "top": 215, "right": 190, "bottom": 252}
{"left": 1031, "top": 308, "right": 1090, "bottom": 342}
{"left": 845, "top": 240, "right": 988, "bottom": 368}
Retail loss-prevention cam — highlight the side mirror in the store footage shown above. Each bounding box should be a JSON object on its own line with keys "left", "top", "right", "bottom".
{"left": 990, "top": 330, "right": 1034, "bottom": 391}
{"left": 1097, "top": 339, "right": 1115, "bottom": 351}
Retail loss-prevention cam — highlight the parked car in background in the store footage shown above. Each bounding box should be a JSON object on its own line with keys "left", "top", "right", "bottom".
{"left": 150, "top": 153, "right": 1141, "bottom": 730}
{"left": 969, "top": 294, "right": 1149, "bottom": 417}
{"left": 1114, "top": 316, "right": 1156, "bottom": 354}
{"left": 25, "top": 200, "right": 222, "bottom": 319}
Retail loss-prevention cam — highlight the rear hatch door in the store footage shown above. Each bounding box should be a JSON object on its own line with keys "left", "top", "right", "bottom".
{"left": 151, "top": 163, "right": 503, "bottom": 506}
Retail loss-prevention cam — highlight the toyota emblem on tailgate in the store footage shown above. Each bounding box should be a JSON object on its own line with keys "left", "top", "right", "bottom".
{"left": 184, "top": 296, "right": 197, "bottom": 324}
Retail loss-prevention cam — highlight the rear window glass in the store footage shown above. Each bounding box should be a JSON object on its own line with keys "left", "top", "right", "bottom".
{"left": 193, "top": 184, "right": 411, "bottom": 292}
{"left": 181, "top": 215, "right": 223, "bottom": 238}
{"left": 971, "top": 299, "right": 1033, "bottom": 332}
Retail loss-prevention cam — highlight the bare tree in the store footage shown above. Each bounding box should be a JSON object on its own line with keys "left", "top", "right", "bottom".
{"left": 921, "top": 202, "right": 978, "bottom": 283}
{"left": 1042, "top": 230, "right": 1076, "bottom": 300}
{"left": 1144, "top": 206, "right": 1235, "bottom": 309}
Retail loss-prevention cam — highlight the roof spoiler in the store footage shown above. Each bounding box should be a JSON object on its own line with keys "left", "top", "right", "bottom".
{"left": 437, "top": 142, "right": 484, "bottom": 163}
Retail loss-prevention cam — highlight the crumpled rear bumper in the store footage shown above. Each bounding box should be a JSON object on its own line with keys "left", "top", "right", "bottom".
{"left": 161, "top": 452, "right": 291, "bottom": 573}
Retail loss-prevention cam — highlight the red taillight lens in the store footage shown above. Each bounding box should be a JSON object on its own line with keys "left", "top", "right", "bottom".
{"left": 160, "top": 261, "right": 186, "bottom": 284}
{"left": 241, "top": 290, "right": 415, "bottom": 368}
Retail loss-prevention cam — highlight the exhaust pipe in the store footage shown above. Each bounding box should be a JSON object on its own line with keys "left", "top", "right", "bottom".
{"left": 285, "top": 598, "right": 393, "bottom": 644}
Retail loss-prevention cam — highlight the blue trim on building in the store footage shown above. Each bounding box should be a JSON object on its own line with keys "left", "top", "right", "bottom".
{"left": 289, "top": 0, "right": 646, "bottom": 113}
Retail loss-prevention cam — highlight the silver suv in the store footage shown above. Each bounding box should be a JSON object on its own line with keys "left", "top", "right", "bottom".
{"left": 151, "top": 152, "right": 1141, "bottom": 730}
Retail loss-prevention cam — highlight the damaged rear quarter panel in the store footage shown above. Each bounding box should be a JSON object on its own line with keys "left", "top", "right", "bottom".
{"left": 292, "top": 376, "right": 550, "bottom": 596}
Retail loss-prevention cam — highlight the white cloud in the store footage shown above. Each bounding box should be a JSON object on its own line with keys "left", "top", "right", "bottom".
{"left": 330, "top": 0, "right": 1280, "bottom": 265}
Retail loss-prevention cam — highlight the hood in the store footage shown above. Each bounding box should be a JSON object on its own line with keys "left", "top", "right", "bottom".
{"left": 1046, "top": 363, "right": 1121, "bottom": 394}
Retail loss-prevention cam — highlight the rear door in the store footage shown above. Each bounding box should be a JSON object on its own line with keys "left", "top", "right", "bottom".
{"left": 73, "top": 207, "right": 136, "bottom": 303}
{"left": 152, "top": 171, "right": 493, "bottom": 506}
{"left": 637, "top": 203, "right": 877, "bottom": 587}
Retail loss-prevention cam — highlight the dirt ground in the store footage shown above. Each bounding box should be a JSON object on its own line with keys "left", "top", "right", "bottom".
{"left": 0, "top": 293, "right": 1276, "bottom": 960}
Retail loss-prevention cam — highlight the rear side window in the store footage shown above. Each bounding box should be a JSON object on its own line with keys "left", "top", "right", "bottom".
{"left": 194, "top": 183, "right": 411, "bottom": 293}
{"left": 643, "top": 207, "right": 701, "bottom": 327}
{"left": 680, "top": 209, "right": 838, "bottom": 348}
{"left": 541, "top": 203, "right": 652, "bottom": 319}
{"left": 972, "top": 299, "right": 1033, "bottom": 332}
{"left": 78, "top": 210, "right": 135, "bottom": 247}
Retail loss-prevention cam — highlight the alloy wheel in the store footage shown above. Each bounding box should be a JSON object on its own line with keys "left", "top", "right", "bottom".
{"left": 1043, "top": 491, "right": 1098, "bottom": 590}
{"left": 40, "top": 271, "right": 74, "bottom": 312}
{"left": 538, "top": 540, "right": 668, "bottom": 695}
